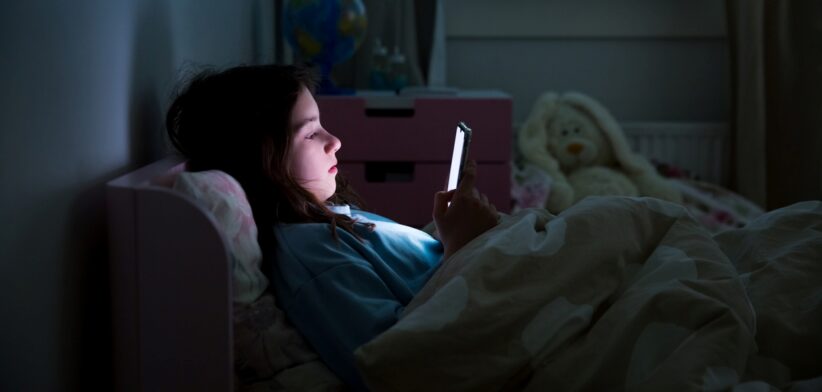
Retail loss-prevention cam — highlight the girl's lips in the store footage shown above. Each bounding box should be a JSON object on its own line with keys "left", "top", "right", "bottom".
{"left": 329, "top": 165, "right": 338, "bottom": 173}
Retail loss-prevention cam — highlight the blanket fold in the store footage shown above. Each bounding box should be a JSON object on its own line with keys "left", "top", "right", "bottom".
{"left": 355, "top": 197, "right": 822, "bottom": 391}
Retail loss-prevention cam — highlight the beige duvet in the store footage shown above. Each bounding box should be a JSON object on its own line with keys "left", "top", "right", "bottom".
{"left": 355, "top": 197, "right": 822, "bottom": 391}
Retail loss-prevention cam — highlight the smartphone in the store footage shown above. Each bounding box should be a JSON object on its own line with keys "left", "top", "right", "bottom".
{"left": 446, "top": 121, "right": 472, "bottom": 191}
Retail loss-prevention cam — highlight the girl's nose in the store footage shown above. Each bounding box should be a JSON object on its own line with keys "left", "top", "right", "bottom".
{"left": 326, "top": 133, "right": 342, "bottom": 154}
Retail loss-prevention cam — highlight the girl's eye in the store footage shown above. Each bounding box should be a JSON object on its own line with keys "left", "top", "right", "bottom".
{"left": 561, "top": 130, "right": 569, "bottom": 136}
{"left": 574, "top": 127, "right": 580, "bottom": 134}
{"left": 306, "top": 132, "right": 318, "bottom": 140}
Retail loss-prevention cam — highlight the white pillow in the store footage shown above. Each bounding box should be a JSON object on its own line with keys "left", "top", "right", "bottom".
{"left": 172, "top": 170, "right": 343, "bottom": 388}
{"left": 173, "top": 170, "right": 268, "bottom": 305}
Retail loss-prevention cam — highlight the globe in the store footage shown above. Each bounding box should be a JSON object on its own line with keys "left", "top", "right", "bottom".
{"left": 283, "top": 0, "right": 368, "bottom": 94}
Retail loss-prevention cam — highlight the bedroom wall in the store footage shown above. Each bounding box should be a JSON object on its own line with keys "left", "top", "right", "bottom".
{"left": 0, "top": 1, "right": 272, "bottom": 390}
{"left": 443, "top": 0, "right": 729, "bottom": 125}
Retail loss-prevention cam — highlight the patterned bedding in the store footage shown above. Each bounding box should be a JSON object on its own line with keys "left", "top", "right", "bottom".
{"left": 354, "top": 197, "right": 822, "bottom": 391}
{"left": 510, "top": 162, "right": 767, "bottom": 235}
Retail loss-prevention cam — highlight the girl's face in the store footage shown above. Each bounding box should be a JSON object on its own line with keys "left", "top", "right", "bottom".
{"left": 288, "top": 86, "right": 342, "bottom": 202}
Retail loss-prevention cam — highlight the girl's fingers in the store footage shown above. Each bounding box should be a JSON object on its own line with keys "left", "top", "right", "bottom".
{"left": 433, "top": 190, "right": 456, "bottom": 219}
{"left": 456, "top": 160, "right": 477, "bottom": 196}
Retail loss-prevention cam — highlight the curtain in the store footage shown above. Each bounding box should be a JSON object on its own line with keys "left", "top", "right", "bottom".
{"left": 726, "top": 0, "right": 822, "bottom": 209}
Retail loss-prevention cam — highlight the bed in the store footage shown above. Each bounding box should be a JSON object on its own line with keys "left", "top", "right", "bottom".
{"left": 107, "top": 155, "right": 822, "bottom": 391}
{"left": 107, "top": 156, "right": 233, "bottom": 391}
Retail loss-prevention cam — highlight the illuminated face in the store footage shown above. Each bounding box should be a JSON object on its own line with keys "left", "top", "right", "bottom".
{"left": 287, "top": 86, "right": 342, "bottom": 202}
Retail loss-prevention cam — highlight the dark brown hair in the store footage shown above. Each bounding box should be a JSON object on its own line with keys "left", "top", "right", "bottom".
{"left": 166, "top": 64, "right": 369, "bottom": 261}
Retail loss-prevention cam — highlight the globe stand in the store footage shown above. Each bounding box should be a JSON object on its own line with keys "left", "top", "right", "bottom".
{"left": 316, "top": 62, "right": 355, "bottom": 96}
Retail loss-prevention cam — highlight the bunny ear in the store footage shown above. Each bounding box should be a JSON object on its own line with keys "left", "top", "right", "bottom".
{"left": 518, "top": 92, "right": 568, "bottom": 182}
{"left": 563, "top": 92, "right": 647, "bottom": 173}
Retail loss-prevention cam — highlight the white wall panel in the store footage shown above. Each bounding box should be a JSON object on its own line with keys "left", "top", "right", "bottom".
{"left": 441, "top": 0, "right": 729, "bottom": 124}
{"left": 444, "top": 0, "right": 726, "bottom": 38}
{"left": 447, "top": 38, "right": 729, "bottom": 123}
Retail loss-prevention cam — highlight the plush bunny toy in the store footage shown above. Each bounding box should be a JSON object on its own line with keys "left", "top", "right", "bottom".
{"left": 518, "top": 91, "right": 682, "bottom": 214}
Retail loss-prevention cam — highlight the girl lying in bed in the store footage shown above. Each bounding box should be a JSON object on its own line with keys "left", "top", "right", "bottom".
{"left": 166, "top": 63, "right": 498, "bottom": 390}
{"left": 166, "top": 64, "right": 822, "bottom": 392}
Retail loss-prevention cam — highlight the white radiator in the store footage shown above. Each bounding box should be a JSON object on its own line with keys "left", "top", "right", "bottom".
{"left": 623, "top": 122, "right": 729, "bottom": 186}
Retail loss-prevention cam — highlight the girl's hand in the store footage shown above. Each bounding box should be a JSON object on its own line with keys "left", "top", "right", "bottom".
{"left": 433, "top": 160, "right": 499, "bottom": 259}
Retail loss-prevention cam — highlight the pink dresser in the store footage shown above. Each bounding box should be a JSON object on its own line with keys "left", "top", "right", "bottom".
{"left": 317, "top": 91, "right": 512, "bottom": 227}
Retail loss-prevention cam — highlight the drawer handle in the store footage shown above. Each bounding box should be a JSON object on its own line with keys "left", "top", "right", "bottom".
{"left": 365, "top": 108, "right": 415, "bottom": 117}
{"left": 365, "top": 162, "right": 415, "bottom": 182}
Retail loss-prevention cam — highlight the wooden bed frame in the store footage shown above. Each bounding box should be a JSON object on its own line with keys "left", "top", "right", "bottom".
{"left": 106, "top": 156, "right": 233, "bottom": 392}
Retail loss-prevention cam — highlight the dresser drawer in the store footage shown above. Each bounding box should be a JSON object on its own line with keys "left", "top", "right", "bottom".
{"left": 340, "top": 162, "right": 511, "bottom": 227}
{"left": 318, "top": 96, "right": 512, "bottom": 162}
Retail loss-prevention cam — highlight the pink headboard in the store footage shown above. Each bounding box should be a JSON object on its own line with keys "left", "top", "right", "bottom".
{"left": 107, "top": 156, "right": 233, "bottom": 392}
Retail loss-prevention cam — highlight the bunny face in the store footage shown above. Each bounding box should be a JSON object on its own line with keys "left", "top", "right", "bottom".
{"left": 544, "top": 105, "right": 615, "bottom": 172}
